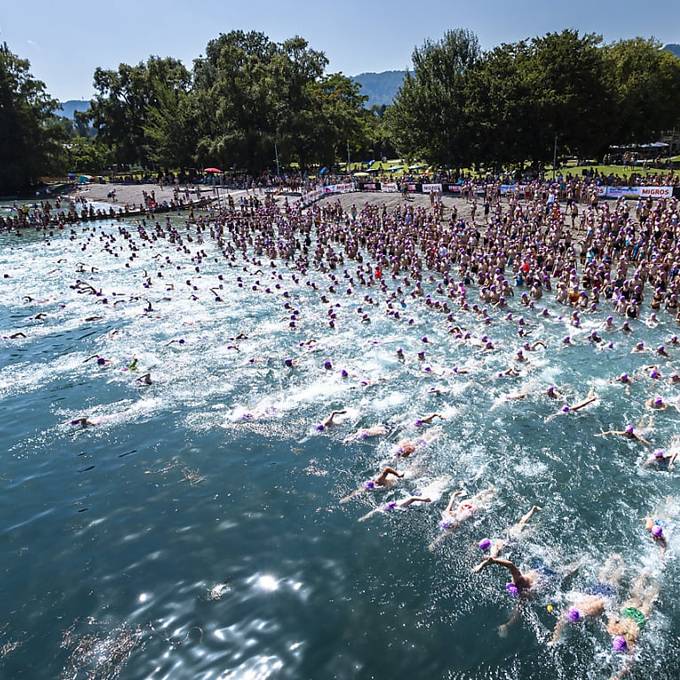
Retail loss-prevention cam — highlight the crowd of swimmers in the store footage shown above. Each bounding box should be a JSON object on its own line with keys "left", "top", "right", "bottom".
{"left": 5, "top": 174, "right": 680, "bottom": 678}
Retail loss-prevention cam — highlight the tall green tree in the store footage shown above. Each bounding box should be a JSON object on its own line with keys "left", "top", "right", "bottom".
{"left": 388, "top": 29, "right": 481, "bottom": 166}
{"left": 0, "top": 43, "right": 66, "bottom": 193}
{"left": 87, "top": 56, "right": 191, "bottom": 166}
{"left": 603, "top": 38, "right": 680, "bottom": 143}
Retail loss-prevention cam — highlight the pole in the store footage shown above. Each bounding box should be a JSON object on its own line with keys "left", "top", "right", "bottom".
{"left": 347, "top": 140, "right": 351, "bottom": 172}
{"left": 275, "top": 140, "right": 281, "bottom": 177}
{"left": 552, "top": 134, "right": 558, "bottom": 180}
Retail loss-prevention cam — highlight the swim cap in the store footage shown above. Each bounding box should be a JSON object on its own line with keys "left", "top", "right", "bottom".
{"left": 561, "top": 405, "right": 571, "bottom": 413}
{"left": 363, "top": 480, "right": 376, "bottom": 490}
{"left": 439, "top": 519, "right": 454, "bottom": 530}
{"left": 651, "top": 525, "right": 664, "bottom": 539}
{"left": 284, "top": 358, "right": 294, "bottom": 367}
{"left": 414, "top": 419, "right": 424, "bottom": 427}
{"left": 650, "top": 368, "right": 661, "bottom": 379}
{"left": 625, "top": 425, "right": 635, "bottom": 435}
{"left": 612, "top": 635, "right": 628, "bottom": 652}
{"left": 96, "top": 357, "right": 106, "bottom": 365}
{"left": 654, "top": 449, "right": 666, "bottom": 459}
{"left": 505, "top": 583, "right": 519, "bottom": 598}
{"left": 315, "top": 423, "right": 325, "bottom": 432}
{"left": 421, "top": 336, "right": 428, "bottom": 343}
{"left": 653, "top": 396, "right": 664, "bottom": 407}
{"left": 323, "top": 360, "right": 332, "bottom": 370}
{"left": 567, "top": 608, "right": 582, "bottom": 623}
{"left": 478, "top": 538, "right": 492, "bottom": 552}
{"left": 384, "top": 501, "right": 397, "bottom": 512}
{"left": 340, "top": 369, "right": 349, "bottom": 378}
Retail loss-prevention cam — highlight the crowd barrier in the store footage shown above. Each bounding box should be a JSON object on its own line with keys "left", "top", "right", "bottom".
{"left": 301, "top": 182, "right": 680, "bottom": 206}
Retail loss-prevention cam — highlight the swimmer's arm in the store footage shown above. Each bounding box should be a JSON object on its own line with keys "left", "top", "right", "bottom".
{"left": 635, "top": 435, "right": 651, "bottom": 447}
{"left": 668, "top": 452, "right": 679, "bottom": 470}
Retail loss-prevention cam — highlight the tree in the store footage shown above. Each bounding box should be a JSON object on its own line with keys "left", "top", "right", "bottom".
{"left": 86, "top": 56, "right": 191, "bottom": 166}
{"left": 0, "top": 43, "right": 66, "bottom": 193}
{"left": 388, "top": 29, "right": 481, "bottom": 166}
{"left": 603, "top": 38, "right": 680, "bottom": 143}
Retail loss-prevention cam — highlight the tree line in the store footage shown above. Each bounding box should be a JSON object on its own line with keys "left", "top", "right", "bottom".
{"left": 2, "top": 28, "right": 680, "bottom": 193}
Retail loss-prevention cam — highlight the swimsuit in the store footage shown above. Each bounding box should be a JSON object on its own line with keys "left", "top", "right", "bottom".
{"left": 621, "top": 607, "right": 646, "bottom": 630}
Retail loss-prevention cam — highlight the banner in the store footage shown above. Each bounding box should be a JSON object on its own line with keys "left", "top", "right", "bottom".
{"left": 362, "top": 182, "right": 378, "bottom": 191}
{"left": 422, "top": 183, "right": 443, "bottom": 193}
{"left": 446, "top": 184, "right": 462, "bottom": 193}
{"left": 640, "top": 186, "right": 673, "bottom": 199}
{"left": 381, "top": 182, "right": 399, "bottom": 193}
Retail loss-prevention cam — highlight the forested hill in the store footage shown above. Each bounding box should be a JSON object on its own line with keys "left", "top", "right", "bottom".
{"left": 56, "top": 100, "right": 90, "bottom": 119}
{"left": 351, "top": 70, "right": 407, "bottom": 107}
{"left": 665, "top": 44, "right": 680, "bottom": 58}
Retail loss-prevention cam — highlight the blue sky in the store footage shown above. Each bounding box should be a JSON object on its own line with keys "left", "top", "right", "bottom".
{"left": 2, "top": 0, "right": 680, "bottom": 101}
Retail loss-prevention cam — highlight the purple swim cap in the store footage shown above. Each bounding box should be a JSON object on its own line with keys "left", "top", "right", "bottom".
{"left": 478, "top": 538, "right": 492, "bottom": 552}
{"left": 414, "top": 419, "right": 424, "bottom": 427}
{"left": 384, "top": 501, "right": 397, "bottom": 512}
{"left": 612, "top": 635, "right": 628, "bottom": 653}
{"left": 567, "top": 608, "right": 582, "bottom": 623}
{"left": 654, "top": 448, "right": 666, "bottom": 459}
{"left": 363, "top": 480, "right": 376, "bottom": 490}
{"left": 421, "top": 336, "right": 428, "bottom": 343}
{"left": 96, "top": 357, "right": 106, "bottom": 365}
{"left": 284, "top": 358, "right": 293, "bottom": 367}
{"left": 653, "top": 396, "right": 664, "bottom": 407}
{"left": 315, "top": 423, "right": 325, "bottom": 432}
{"left": 650, "top": 369, "right": 661, "bottom": 379}
{"left": 651, "top": 524, "right": 664, "bottom": 538}
{"left": 340, "top": 369, "right": 349, "bottom": 378}
{"left": 505, "top": 583, "right": 519, "bottom": 598}
{"left": 625, "top": 424, "right": 635, "bottom": 435}
{"left": 323, "top": 360, "right": 332, "bottom": 370}
{"left": 439, "top": 519, "right": 454, "bottom": 530}
{"left": 561, "top": 404, "right": 571, "bottom": 413}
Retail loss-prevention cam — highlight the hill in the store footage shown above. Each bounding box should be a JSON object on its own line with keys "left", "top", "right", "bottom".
{"left": 351, "top": 70, "right": 406, "bottom": 108}
{"left": 664, "top": 44, "right": 680, "bottom": 58}
{"left": 56, "top": 99, "right": 90, "bottom": 119}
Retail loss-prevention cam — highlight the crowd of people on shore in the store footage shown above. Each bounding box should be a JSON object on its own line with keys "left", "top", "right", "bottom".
{"left": 5, "top": 173, "right": 680, "bottom": 677}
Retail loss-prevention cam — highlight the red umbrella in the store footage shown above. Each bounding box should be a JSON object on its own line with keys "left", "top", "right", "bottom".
{"left": 204, "top": 167, "right": 222, "bottom": 173}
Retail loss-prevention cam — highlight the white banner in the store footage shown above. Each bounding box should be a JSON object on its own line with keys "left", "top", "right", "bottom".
{"left": 640, "top": 186, "right": 673, "bottom": 199}
{"left": 422, "top": 183, "right": 443, "bottom": 193}
{"left": 381, "top": 182, "right": 399, "bottom": 193}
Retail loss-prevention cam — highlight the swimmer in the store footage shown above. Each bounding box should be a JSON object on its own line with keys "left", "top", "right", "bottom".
{"left": 136, "top": 373, "right": 153, "bottom": 386}
{"left": 340, "top": 466, "right": 404, "bottom": 503}
{"left": 429, "top": 487, "right": 495, "bottom": 550}
{"left": 477, "top": 505, "right": 541, "bottom": 558}
{"left": 607, "top": 571, "right": 659, "bottom": 677}
{"left": 344, "top": 424, "right": 388, "bottom": 442}
{"left": 547, "top": 390, "right": 598, "bottom": 420}
{"left": 644, "top": 440, "right": 679, "bottom": 470}
{"left": 414, "top": 413, "right": 444, "bottom": 427}
{"left": 549, "top": 554, "right": 625, "bottom": 645}
{"left": 645, "top": 396, "right": 668, "bottom": 411}
{"left": 69, "top": 417, "right": 97, "bottom": 428}
{"left": 472, "top": 556, "right": 539, "bottom": 595}
{"left": 359, "top": 495, "right": 432, "bottom": 522}
{"left": 597, "top": 425, "right": 651, "bottom": 447}
{"left": 393, "top": 428, "right": 439, "bottom": 458}
{"left": 317, "top": 409, "right": 347, "bottom": 430}
{"left": 643, "top": 517, "right": 668, "bottom": 556}
{"left": 83, "top": 354, "right": 110, "bottom": 366}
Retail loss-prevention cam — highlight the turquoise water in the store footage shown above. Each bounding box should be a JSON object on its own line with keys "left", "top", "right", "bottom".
{"left": 0, "top": 212, "right": 679, "bottom": 679}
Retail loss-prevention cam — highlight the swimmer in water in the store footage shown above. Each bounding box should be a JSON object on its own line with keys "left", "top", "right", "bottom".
{"left": 358, "top": 494, "right": 432, "bottom": 522}
{"left": 548, "top": 553, "right": 625, "bottom": 645}
{"left": 607, "top": 571, "right": 659, "bottom": 678}
{"left": 476, "top": 505, "right": 542, "bottom": 558}
{"left": 344, "top": 424, "right": 388, "bottom": 442}
{"left": 428, "top": 487, "right": 495, "bottom": 550}
{"left": 643, "top": 517, "right": 668, "bottom": 556}
{"left": 340, "top": 466, "right": 404, "bottom": 503}
{"left": 546, "top": 390, "right": 598, "bottom": 420}
{"left": 393, "top": 428, "right": 440, "bottom": 458}
{"left": 645, "top": 396, "right": 668, "bottom": 411}
{"left": 414, "top": 413, "right": 444, "bottom": 427}
{"left": 317, "top": 409, "right": 347, "bottom": 430}
{"left": 597, "top": 425, "right": 651, "bottom": 447}
{"left": 644, "top": 440, "right": 679, "bottom": 470}
{"left": 136, "top": 373, "right": 152, "bottom": 386}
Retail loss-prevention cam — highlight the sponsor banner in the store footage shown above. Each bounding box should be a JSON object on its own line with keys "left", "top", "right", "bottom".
{"left": 604, "top": 186, "right": 638, "bottom": 199}
{"left": 446, "top": 184, "right": 462, "bottom": 193}
{"left": 422, "top": 183, "right": 443, "bottom": 193}
{"left": 407, "top": 184, "right": 419, "bottom": 192}
{"left": 640, "top": 186, "right": 673, "bottom": 199}
{"left": 362, "top": 182, "right": 378, "bottom": 191}
{"left": 334, "top": 182, "right": 355, "bottom": 194}
{"left": 381, "top": 182, "right": 399, "bottom": 193}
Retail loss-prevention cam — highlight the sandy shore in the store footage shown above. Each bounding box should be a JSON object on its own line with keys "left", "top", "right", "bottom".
{"left": 68, "top": 182, "right": 252, "bottom": 208}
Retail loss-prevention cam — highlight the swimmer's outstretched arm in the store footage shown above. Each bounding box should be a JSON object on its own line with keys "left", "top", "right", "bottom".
{"left": 509, "top": 505, "right": 541, "bottom": 536}
{"left": 445, "top": 490, "right": 466, "bottom": 513}
{"left": 418, "top": 413, "right": 443, "bottom": 425}
{"left": 399, "top": 496, "right": 432, "bottom": 508}
{"left": 375, "top": 467, "right": 403, "bottom": 485}
{"left": 323, "top": 410, "right": 347, "bottom": 427}
{"left": 571, "top": 392, "right": 598, "bottom": 411}
{"left": 472, "top": 557, "right": 525, "bottom": 586}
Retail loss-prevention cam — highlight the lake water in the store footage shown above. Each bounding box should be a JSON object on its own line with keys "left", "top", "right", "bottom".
{"left": 0, "top": 209, "right": 679, "bottom": 679}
